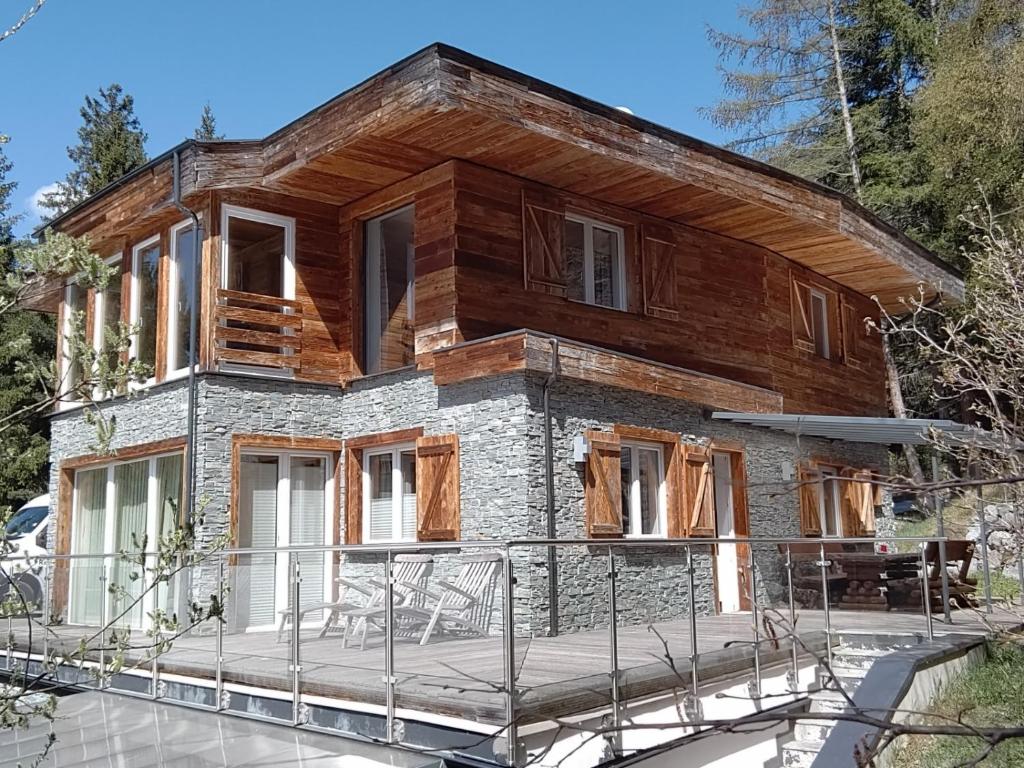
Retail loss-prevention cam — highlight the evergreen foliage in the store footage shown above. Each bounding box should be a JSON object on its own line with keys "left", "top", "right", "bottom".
{"left": 194, "top": 103, "right": 223, "bottom": 141}
{"left": 40, "top": 84, "right": 148, "bottom": 216}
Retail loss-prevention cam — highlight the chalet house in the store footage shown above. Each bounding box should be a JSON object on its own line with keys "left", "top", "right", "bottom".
{"left": 33, "top": 44, "right": 961, "bottom": 634}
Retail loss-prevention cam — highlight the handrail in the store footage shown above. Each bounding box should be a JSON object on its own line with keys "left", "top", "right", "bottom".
{"left": 0, "top": 534, "right": 950, "bottom": 561}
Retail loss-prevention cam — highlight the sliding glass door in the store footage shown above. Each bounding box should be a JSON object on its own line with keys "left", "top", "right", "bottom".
{"left": 68, "top": 453, "right": 183, "bottom": 628}
{"left": 236, "top": 452, "right": 330, "bottom": 631}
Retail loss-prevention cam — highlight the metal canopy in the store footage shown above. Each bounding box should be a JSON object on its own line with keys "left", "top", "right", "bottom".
{"left": 711, "top": 412, "right": 1001, "bottom": 448}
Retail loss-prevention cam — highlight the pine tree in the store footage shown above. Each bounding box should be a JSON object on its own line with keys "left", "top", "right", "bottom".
{"left": 41, "top": 84, "right": 148, "bottom": 215}
{"left": 0, "top": 135, "right": 54, "bottom": 512}
{"left": 194, "top": 103, "right": 223, "bottom": 141}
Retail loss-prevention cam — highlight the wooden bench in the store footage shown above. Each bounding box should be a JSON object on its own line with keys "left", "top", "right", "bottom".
{"left": 924, "top": 539, "right": 978, "bottom": 610}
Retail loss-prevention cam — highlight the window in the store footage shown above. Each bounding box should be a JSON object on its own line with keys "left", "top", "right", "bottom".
{"left": 68, "top": 452, "right": 182, "bottom": 627}
{"left": 130, "top": 235, "right": 161, "bottom": 382}
{"left": 565, "top": 215, "right": 626, "bottom": 310}
{"left": 236, "top": 450, "right": 331, "bottom": 630}
{"left": 59, "top": 281, "right": 87, "bottom": 403}
{"left": 167, "top": 221, "right": 200, "bottom": 377}
{"left": 92, "top": 255, "right": 123, "bottom": 397}
{"left": 810, "top": 289, "right": 830, "bottom": 360}
{"left": 818, "top": 467, "right": 843, "bottom": 537}
{"left": 363, "top": 444, "right": 417, "bottom": 543}
{"left": 618, "top": 442, "right": 666, "bottom": 537}
{"left": 364, "top": 206, "right": 415, "bottom": 374}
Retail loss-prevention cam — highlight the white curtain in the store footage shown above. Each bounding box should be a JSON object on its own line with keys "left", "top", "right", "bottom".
{"left": 154, "top": 454, "right": 183, "bottom": 620}
{"left": 401, "top": 451, "right": 416, "bottom": 540}
{"left": 112, "top": 460, "right": 149, "bottom": 627}
{"left": 368, "top": 453, "right": 394, "bottom": 542}
{"left": 290, "top": 457, "right": 326, "bottom": 616}
{"left": 70, "top": 467, "right": 108, "bottom": 625}
{"left": 239, "top": 456, "right": 278, "bottom": 628}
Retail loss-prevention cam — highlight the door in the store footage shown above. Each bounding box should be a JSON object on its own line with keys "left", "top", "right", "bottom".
{"left": 236, "top": 452, "right": 330, "bottom": 631}
{"left": 712, "top": 452, "right": 741, "bottom": 613}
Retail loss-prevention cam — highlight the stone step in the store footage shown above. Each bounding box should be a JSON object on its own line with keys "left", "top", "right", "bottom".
{"left": 833, "top": 647, "right": 893, "bottom": 670}
{"left": 794, "top": 717, "right": 837, "bottom": 743}
{"left": 809, "top": 689, "right": 854, "bottom": 714}
{"left": 781, "top": 738, "right": 825, "bottom": 768}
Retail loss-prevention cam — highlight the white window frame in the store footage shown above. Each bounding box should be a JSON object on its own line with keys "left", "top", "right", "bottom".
{"left": 91, "top": 253, "right": 123, "bottom": 400}
{"left": 362, "top": 442, "right": 417, "bottom": 544}
{"left": 620, "top": 441, "right": 667, "bottom": 538}
{"left": 364, "top": 204, "right": 415, "bottom": 375}
{"left": 818, "top": 467, "right": 843, "bottom": 537}
{"left": 166, "top": 219, "right": 200, "bottom": 381}
{"left": 67, "top": 450, "right": 183, "bottom": 627}
{"left": 129, "top": 234, "right": 161, "bottom": 388}
{"left": 565, "top": 213, "right": 627, "bottom": 311}
{"left": 58, "top": 279, "right": 87, "bottom": 409}
{"left": 238, "top": 448, "right": 334, "bottom": 632}
{"left": 218, "top": 204, "right": 297, "bottom": 377}
{"left": 810, "top": 288, "right": 830, "bottom": 360}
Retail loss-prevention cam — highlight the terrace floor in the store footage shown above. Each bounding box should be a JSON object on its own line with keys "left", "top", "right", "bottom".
{"left": 8, "top": 606, "right": 1020, "bottom": 726}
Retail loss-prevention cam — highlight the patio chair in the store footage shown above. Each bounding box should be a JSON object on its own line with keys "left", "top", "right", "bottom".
{"left": 345, "top": 552, "right": 503, "bottom": 649}
{"left": 275, "top": 554, "right": 433, "bottom": 643}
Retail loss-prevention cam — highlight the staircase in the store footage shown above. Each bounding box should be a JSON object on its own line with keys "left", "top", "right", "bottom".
{"left": 780, "top": 633, "right": 923, "bottom": 768}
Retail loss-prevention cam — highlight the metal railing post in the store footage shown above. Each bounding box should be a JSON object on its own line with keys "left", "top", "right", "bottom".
{"left": 819, "top": 542, "right": 834, "bottom": 674}
{"left": 748, "top": 544, "right": 761, "bottom": 699}
{"left": 215, "top": 553, "right": 225, "bottom": 711}
{"left": 606, "top": 546, "right": 621, "bottom": 755}
{"left": 979, "top": 508, "right": 993, "bottom": 614}
{"left": 919, "top": 543, "right": 934, "bottom": 641}
{"left": 291, "top": 553, "right": 302, "bottom": 725}
{"left": 4, "top": 571, "right": 12, "bottom": 672}
{"left": 41, "top": 558, "right": 51, "bottom": 671}
{"left": 1017, "top": 548, "right": 1024, "bottom": 608}
{"left": 932, "top": 456, "right": 952, "bottom": 623}
{"left": 99, "top": 556, "right": 110, "bottom": 688}
{"left": 502, "top": 548, "right": 519, "bottom": 767}
{"left": 384, "top": 549, "right": 396, "bottom": 743}
{"left": 785, "top": 544, "right": 799, "bottom": 692}
{"left": 686, "top": 545, "right": 699, "bottom": 705}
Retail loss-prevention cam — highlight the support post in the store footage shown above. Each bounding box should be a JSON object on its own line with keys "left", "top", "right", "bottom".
{"left": 99, "top": 556, "right": 110, "bottom": 688}
{"left": 291, "top": 553, "right": 302, "bottom": 725}
{"left": 932, "top": 455, "right": 951, "bottom": 624}
{"left": 502, "top": 549, "right": 520, "bottom": 766}
{"left": 606, "top": 547, "right": 621, "bottom": 755}
{"left": 384, "top": 549, "right": 395, "bottom": 743}
{"left": 785, "top": 544, "right": 799, "bottom": 692}
{"left": 979, "top": 501, "right": 993, "bottom": 614}
{"left": 749, "top": 544, "right": 761, "bottom": 699}
{"left": 919, "top": 543, "right": 934, "bottom": 641}
{"left": 215, "top": 554, "right": 224, "bottom": 711}
{"left": 41, "top": 559, "right": 51, "bottom": 671}
{"left": 819, "top": 542, "right": 834, "bottom": 675}
{"left": 686, "top": 545, "right": 699, "bottom": 702}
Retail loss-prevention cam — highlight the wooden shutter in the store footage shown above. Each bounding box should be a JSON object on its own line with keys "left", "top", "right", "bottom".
{"left": 790, "top": 276, "right": 815, "bottom": 352}
{"left": 683, "top": 445, "right": 715, "bottom": 537}
{"left": 839, "top": 467, "right": 861, "bottom": 536}
{"left": 522, "top": 189, "right": 566, "bottom": 296}
{"left": 847, "top": 469, "right": 877, "bottom": 535}
{"left": 665, "top": 438, "right": 686, "bottom": 538}
{"left": 841, "top": 296, "right": 865, "bottom": 367}
{"left": 415, "top": 434, "right": 461, "bottom": 541}
{"left": 798, "top": 462, "right": 822, "bottom": 536}
{"left": 344, "top": 446, "right": 362, "bottom": 545}
{"left": 642, "top": 224, "right": 679, "bottom": 319}
{"left": 585, "top": 430, "right": 623, "bottom": 536}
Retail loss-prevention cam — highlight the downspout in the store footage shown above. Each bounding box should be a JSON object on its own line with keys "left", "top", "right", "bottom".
{"left": 543, "top": 337, "right": 560, "bottom": 636}
{"left": 172, "top": 149, "right": 202, "bottom": 534}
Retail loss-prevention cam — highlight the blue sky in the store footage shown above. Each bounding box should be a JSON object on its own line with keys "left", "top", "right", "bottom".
{"left": 2, "top": 1, "right": 747, "bottom": 235}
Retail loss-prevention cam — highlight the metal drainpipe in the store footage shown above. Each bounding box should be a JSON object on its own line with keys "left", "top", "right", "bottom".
{"left": 543, "top": 337, "right": 560, "bottom": 636}
{"left": 172, "top": 149, "right": 202, "bottom": 533}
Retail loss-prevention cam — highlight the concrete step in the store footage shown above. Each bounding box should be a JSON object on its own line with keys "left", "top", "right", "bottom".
{"left": 781, "top": 738, "right": 825, "bottom": 768}
{"left": 794, "top": 717, "right": 837, "bottom": 742}
{"left": 809, "top": 689, "right": 854, "bottom": 714}
{"left": 833, "top": 647, "right": 893, "bottom": 671}
{"left": 838, "top": 631, "right": 925, "bottom": 652}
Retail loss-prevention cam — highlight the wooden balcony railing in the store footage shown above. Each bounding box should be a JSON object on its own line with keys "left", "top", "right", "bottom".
{"left": 214, "top": 288, "right": 302, "bottom": 372}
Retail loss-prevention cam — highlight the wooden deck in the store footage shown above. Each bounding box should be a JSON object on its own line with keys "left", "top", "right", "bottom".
{"left": 9, "top": 607, "right": 1018, "bottom": 726}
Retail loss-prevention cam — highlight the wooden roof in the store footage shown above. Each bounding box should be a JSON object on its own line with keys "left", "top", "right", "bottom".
{"left": 38, "top": 43, "right": 961, "bottom": 314}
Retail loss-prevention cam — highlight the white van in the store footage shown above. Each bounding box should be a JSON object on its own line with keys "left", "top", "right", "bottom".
{"left": 5, "top": 493, "right": 50, "bottom": 559}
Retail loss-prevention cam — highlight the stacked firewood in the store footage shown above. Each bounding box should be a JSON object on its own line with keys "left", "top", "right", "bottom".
{"left": 840, "top": 578, "right": 889, "bottom": 610}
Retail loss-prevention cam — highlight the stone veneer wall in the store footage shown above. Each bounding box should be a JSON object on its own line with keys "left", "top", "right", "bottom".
{"left": 47, "top": 368, "right": 889, "bottom": 637}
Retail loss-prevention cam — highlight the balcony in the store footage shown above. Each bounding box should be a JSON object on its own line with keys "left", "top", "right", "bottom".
{"left": 213, "top": 288, "right": 302, "bottom": 373}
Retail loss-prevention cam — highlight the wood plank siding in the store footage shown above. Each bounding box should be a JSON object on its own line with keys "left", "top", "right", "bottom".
{"left": 36, "top": 44, "right": 958, "bottom": 417}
